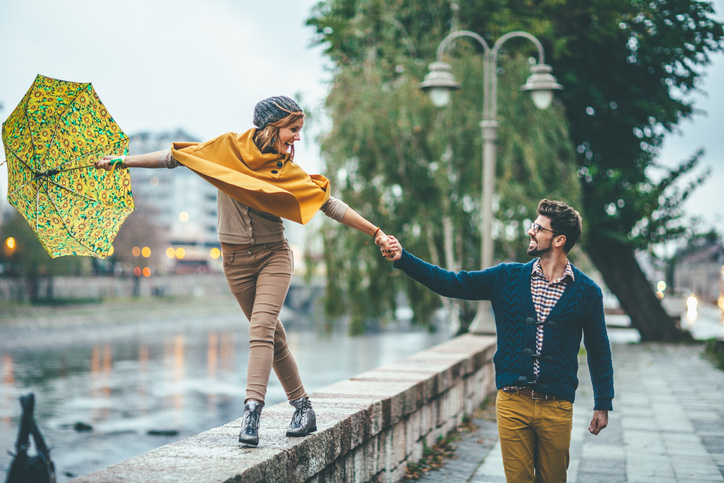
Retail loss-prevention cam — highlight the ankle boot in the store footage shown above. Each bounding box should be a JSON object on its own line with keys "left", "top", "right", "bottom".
{"left": 239, "top": 400, "right": 263, "bottom": 446}
{"left": 286, "top": 397, "right": 317, "bottom": 437}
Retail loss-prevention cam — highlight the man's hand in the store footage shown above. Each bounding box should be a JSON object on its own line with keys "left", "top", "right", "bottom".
{"left": 589, "top": 409, "right": 608, "bottom": 435}
{"left": 380, "top": 235, "right": 402, "bottom": 261}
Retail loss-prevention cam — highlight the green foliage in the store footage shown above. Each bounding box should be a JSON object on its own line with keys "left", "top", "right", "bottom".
{"left": 307, "top": 0, "right": 579, "bottom": 331}
{"left": 540, "top": 0, "right": 724, "bottom": 248}
{"left": 307, "top": 0, "right": 724, "bottom": 334}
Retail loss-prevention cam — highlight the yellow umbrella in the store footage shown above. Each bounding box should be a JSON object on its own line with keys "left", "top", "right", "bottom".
{"left": 2, "top": 74, "right": 134, "bottom": 258}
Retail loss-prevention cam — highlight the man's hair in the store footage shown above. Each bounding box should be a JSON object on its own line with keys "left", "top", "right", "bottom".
{"left": 537, "top": 199, "right": 582, "bottom": 252}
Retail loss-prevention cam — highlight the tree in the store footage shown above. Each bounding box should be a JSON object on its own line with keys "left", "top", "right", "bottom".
{"left": 538, "top": 0, "right": 724, "bottom": 341}
{"left": 450, "top": 1, "right": 722, "bottom": 341}
{"left": 308, "top": 0, "right": 724, "bottom": 340}
{"left": 307, "top": 0, "right": 580, "bottom": 334}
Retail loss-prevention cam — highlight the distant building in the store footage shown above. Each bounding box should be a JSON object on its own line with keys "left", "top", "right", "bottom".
{"left": 672, "top": 236, "right": 724, "bottom": 306}
{"left": 128, "top": 130, "right": 220, "bottom": 273}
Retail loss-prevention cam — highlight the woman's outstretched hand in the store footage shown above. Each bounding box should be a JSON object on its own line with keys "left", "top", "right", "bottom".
{"left": 379, "top": 235, "right": 401, "bottom": 261}
{"left": 374, "top": 231, "right": 391, "bottom": 258}
{"left": 94, "top": 155, "right": 126, "bottom": 171}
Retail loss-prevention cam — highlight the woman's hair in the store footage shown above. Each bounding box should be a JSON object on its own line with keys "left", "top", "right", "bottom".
{"left": 253, "top": 111, "right": 305, "bottom": 157}
{"left": 537, "top": 198, "right": 582, "bottom": 252}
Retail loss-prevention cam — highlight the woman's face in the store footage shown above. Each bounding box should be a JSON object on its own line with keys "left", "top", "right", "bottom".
{"left": 275, "top": 118, "right": 304, "bottom": 154}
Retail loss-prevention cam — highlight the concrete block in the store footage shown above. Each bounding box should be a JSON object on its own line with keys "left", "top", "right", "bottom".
{"left": 362, "top": 435, "right": 381, "bottom": 478}
{"left": 391, "top": 422, "right": 407, "bottom": 466}
{"left": 419, "top": 402, "right": 433, "bottom": 439}
{"left": 404, "top": 410, "right": 422, "bottom": 457}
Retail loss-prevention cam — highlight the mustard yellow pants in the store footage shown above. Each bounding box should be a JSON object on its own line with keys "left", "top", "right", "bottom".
{"left": 222, "top": 240, "right": 307, "bottom": 404}
{"left": 495, "top": 389, "right": 573, "bottom": 483}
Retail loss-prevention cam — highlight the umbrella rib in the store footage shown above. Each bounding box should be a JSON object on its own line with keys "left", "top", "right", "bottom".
{"left": 43, "top": 171, "right": 132, "bottom": 212}
{"left": 7, "top": 155, "right": 117, "bottom": 202}
{"left": 43, "top": 84, "right": 88, "bottom": 168}
{"left": 7, "top": 179, "right": 37, "bottom": 198}
{"left": 42, "top": 176, "right": 103, "bottom": 203}
{"left": 4, "top": 144, "right": 37, "bottom": 173}
{"left": 3, "top": 130, "right": 117, "bottom": 176}
{"left": 24, "top": 100, "right": 41, "bottom": 174}
{"left": 38, "top": 178, "right": 97, "bottom": 254}
{"left": 44, "top": 84, "right": 126, "bottom": 171}
{"left": 4, "top": 147, "right": 40, "bottom": 198}
{"left": 35, "top": 183, "right": 41, "bottom": 236}
{"left": 65, "top": 143, "right": 123, "bottom": 167}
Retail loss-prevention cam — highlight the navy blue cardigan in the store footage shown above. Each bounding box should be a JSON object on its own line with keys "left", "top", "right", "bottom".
{"left": 395, "top": 250, "right": 614, "bottom": 411}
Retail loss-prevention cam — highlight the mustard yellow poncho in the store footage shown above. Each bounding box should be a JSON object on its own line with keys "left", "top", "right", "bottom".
{"left": 170, "top": 129, "right": 330, "bottom": 225}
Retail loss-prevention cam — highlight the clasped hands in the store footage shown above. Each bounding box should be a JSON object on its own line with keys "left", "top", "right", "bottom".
{"left": 374, "top": 234, "right": 401, "bottom": 261}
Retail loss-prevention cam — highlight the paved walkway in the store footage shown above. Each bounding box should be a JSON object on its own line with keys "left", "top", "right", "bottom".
{"left": 414, "top": 342, "right": 724, "bottom": 482}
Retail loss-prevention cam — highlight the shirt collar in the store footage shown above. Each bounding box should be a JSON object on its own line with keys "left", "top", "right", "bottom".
{"left": 532, "top": 258, "right": 575, "bottom": 284}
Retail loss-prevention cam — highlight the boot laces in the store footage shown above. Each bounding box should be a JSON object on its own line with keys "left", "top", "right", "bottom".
{"left": 244, "top": 406, "right": 260, "bottom": 430}
{"left": 290, "top": 407, "right": 304, "bottom": 426}
{"left": 289, "top": 399, "right": 309, "bottom": 427}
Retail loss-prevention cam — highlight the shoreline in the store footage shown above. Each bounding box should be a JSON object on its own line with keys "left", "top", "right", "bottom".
{"left": 0, "top": 295, "right": 245, "bottom": 351}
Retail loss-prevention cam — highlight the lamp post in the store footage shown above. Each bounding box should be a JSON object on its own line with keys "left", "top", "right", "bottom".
{"left": 419, "top": 30, "right": 562, "bottom": 333}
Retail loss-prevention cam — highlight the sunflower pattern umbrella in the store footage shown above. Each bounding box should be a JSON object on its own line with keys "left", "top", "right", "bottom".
{"left": 2, "top": 74, "right": 134, "bottom": 258}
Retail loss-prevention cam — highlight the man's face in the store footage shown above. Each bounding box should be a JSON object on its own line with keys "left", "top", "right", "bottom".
{"left": 527, "top": 216, "right": 557, "bottom": 257}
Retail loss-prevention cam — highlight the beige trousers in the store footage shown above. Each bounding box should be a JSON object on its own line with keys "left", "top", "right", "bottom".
{"left": 222, "top": 240, "right": 307, "bottom": 404}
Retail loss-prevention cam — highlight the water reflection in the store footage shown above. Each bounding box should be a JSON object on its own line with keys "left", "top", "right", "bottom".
{"left": 0, "top": 321, "right": 446, "bottom": 481}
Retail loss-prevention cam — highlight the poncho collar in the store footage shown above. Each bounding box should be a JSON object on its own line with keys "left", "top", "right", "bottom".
{"left": 237, "top": 128, "right": 291, "bottom": 171}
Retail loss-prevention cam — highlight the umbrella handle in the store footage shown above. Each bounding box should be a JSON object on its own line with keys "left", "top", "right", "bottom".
{"left": 109, "top": 157, "right": 126, "bottom": 167}
{"left": 107, "top": 156, "right": 127, "bottom": 173}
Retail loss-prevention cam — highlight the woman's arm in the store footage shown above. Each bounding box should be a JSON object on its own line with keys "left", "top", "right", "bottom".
{"left": 94, "top": 151, "right": 169, "bottom": 171}
{"left": 339, "top": 207, "right": 390, "bottom": 250}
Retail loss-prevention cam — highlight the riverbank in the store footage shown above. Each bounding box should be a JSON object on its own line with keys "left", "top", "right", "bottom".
{"left": 0, "top": 294, "right": 245, "bottom": 351}
{"left": 0, "top": 293, "right": 452, "bottom": 481}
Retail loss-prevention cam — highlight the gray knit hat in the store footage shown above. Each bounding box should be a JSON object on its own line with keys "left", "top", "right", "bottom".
{"left": 252, "top": 96, "right": 303, "bottom": 129}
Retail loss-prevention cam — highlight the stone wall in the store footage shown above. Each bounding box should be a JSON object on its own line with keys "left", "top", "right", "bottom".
{"left": 73, "top": 334, "right": 497, "bottom": 483}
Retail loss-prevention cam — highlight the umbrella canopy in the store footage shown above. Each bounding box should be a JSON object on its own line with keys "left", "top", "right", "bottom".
{"left": 2, "top": 74, "right": 134, "bottom": 258}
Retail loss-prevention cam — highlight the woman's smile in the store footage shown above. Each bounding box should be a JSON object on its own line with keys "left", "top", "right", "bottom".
{"left": 276, "top": 118, "right": 304, "bottom": 153}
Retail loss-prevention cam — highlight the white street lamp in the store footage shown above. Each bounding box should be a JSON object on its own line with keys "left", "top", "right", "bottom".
{"left": 419, "top": 62, "right": 460, "bottom": 107}
{"left": 419, "top": 30, "right": 562, "bottom": 334}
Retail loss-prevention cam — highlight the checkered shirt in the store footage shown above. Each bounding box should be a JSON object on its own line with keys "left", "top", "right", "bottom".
{"left": 530, "top": 258, "right": 575, "bottom": 379}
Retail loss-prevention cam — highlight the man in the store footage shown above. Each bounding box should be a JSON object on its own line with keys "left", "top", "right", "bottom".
{"left": 384, "top": 199, "right": 614, "bottom": 482}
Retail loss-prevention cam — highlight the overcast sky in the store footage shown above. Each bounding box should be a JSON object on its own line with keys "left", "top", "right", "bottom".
{"left": 1, "top": 0, "right": 722, "bottom": 237}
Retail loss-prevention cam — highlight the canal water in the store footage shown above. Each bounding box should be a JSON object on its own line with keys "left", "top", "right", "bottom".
{"left": 0, "top": 304, "right": 449, "bottom": 481}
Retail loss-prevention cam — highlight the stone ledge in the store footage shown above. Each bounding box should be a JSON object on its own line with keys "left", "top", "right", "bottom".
{"left": 72, "top": 334, "right": 497, "bottom": 483}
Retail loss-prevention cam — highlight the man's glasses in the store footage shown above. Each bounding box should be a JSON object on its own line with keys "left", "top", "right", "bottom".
{"left": 530, "top": 222, "right": 561, "bottom": 235}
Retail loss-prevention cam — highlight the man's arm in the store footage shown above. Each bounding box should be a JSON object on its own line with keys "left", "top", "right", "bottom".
{"left": 582, "top": 284, "right": 615, "bottom": 420}
{"left": 383, "top": 236, "right": 496, "bottom": 301}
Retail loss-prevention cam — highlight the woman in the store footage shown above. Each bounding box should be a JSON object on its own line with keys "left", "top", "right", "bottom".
{"left": 95, "top": 96, "right": 390, "bottom": 447}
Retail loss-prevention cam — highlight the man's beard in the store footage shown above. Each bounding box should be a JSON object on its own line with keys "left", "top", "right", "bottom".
{"left": 527, "top": 238, "right": 551, "bottom": 257}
